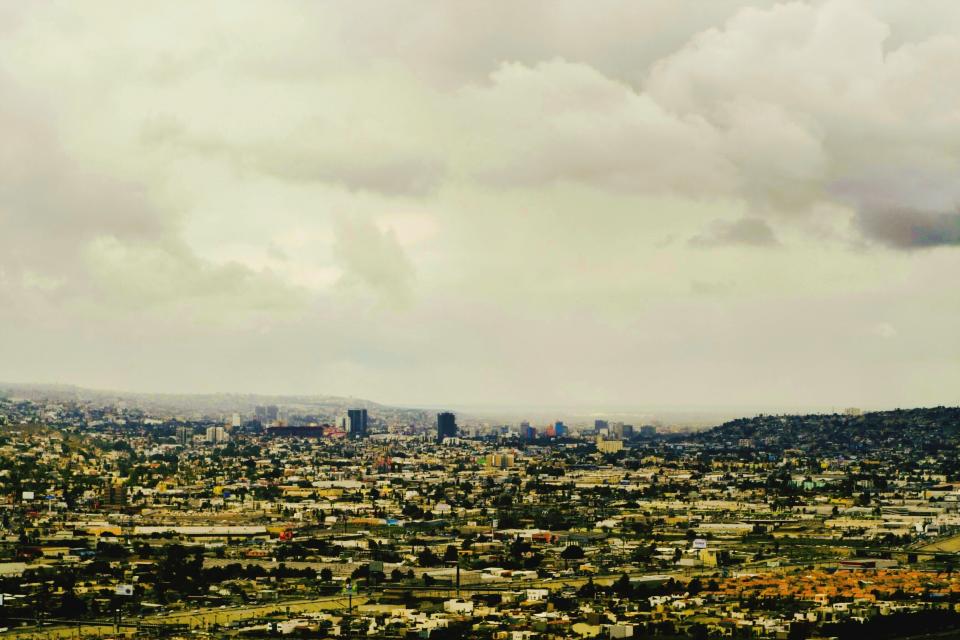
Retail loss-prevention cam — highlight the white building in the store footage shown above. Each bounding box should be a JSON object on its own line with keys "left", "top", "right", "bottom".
{"left": 205, "top": 426, "right": 229, "bottom": 444}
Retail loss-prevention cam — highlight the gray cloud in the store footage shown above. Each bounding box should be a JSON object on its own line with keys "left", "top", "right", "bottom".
{"left": 332, "top": 216, "right": 415, "bottom": 306}
{"left": 857, "top": 209, "right": 960, "bottom": 249}
{"left": 690, "top": 217, "right": 779, "bottom": 248}
{"left": 0, "top": 73, "right": 304, "bottom": 318}
{"left": 141, "top": 117, "right": 446, "bottom": 197}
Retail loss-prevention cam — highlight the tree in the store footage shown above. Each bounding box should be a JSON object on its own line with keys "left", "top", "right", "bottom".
{"left": 688, "top": 623, "right": 709, "bottom": 640}
{"left": 613, "top": 573, "right": 633, "bottom": 597}
{"left": 418, "top": 547, "right": 440, "bottom": 567}
{"left": 687, "top": 577, "right": 703, "bottom": 596}
{"left": 560, "top": 545, "right": 585, "bottom": 568}
{"left": 578, "top": 577, "right": 596, "bottom": 598}
{"left": 443, "top": 545, "right": 459, "bottom": 563}
{"left": 319, "top": 568, "right": 333, "bottom": 582}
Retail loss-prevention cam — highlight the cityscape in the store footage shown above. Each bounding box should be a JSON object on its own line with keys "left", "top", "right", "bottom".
{"left": 1, "top": 389, "right": 960, "bottom": 639}
{"left": 3, "top": 1, "right": 960, "bottom": 639}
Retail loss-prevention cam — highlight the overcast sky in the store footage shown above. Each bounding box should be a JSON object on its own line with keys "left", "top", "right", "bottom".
{"left": 1, "top": 0, "right": 959, "bottom": 410}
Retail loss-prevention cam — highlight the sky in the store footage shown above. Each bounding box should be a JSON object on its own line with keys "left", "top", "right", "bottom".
{"left": 1, "top": 0, "right": 959, "bottom": 411}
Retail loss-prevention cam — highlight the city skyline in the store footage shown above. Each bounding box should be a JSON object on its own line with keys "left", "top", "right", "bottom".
{"left": 2, "top": 1, "right": 960, "bottom": 409}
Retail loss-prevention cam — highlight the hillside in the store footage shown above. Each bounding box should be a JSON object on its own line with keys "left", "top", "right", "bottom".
{"left": 698, "top": 406, "right": 960, "bottom": 459}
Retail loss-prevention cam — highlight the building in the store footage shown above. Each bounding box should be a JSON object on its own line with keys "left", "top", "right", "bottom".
{"left": 555, "top": 421, "right": 569, "bottom": 437}
{"left": 266, "top": 425, "right": 327, "bottom": 438}
{"left": 612, "top": 423, "right": 634, "bottom": 439}
{"left": 596, "top": 435, "right": 623, "bottom": 454}
{"left": 488, "top": 452, "right": 516, "bottom": 468}
{"left": 255, "top": 405, "right": 279, "bottom": 425}
{"left": 176, "top": 426, "right": 193, "bottom": 446}
{"left": 640, "top": 425, "right": 657, "bottom": 437}
{"left": 521, "top": 424, "right": 537, "bottom": 440}
{"left": 437, "top": 412, "right": 457, "bottom": 442}
{"left": 347, "top": 408, "right": 369, "bottom": 439}
{"left": 594, "top": 419, "right": 609, "bottom": 433}
{"left": 100, "top": 478, "right": 126, "bottom": 510}
{"left": 205, "top": 426, "right": 229, "bottom": 444}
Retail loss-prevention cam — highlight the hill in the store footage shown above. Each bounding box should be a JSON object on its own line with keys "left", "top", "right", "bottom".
{"left": 698, "top": 406, "right": 960, "bottom": 459}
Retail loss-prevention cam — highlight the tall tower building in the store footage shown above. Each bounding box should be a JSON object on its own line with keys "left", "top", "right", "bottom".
{"left": 437, "top": 412, "right": 457, "bottom": 442}
{"left": 347, "top": 408, "right": 369, "bottom": 439}
{"left": 205, "top": 426, "right": 229, "bottom": 444}
{"left": 176, "top": 426, "right": 193, "bottom": 446}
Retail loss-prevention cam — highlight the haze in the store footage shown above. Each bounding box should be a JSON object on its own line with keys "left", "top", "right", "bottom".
{"left": 1, "top": 1, "right": 959, "bottom": 411}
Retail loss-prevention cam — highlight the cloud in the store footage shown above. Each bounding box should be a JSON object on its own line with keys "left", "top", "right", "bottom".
{"left": 644, "top": 0, "right": 960, "bottom": 247}
{"left": 0, "top": 69, "right": 305, "bottom": 320}
{"left": 856, "top": 209, "right": 960, "bottom": 249}
{"left": 690, "top": 217, "right": 779, "bottom": 247}
{"left": 871, "top": 322, "right": 897, "bottom": 340}
{"left": 83, "top": 236, "right": 304, "bottom": 313}
{"left": 141, "top": 114, "right": 447, "bottom": 197}
{"left": 332, "top": 216, "right": 416, "bottom": 306}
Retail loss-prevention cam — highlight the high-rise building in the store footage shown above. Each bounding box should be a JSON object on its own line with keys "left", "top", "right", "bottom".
{"left": 611, "top": 422, "right": 634, "bottom": 439}
{"left": 594, "top": 419, "right": 609, "bottom": 433}
{"left": 640, "top": 425, "right": 657, "bottom": 437}
{"left": 347, "top": 408, "right": 369, "bottom": 439}
{"left": 176, "top": 426, "right": 193, "bottom": 446}
{"left": 205, "top": 426, "right": 229, "bottom": 444}
{"left": 100, "top": 478, "right": 126, "bottom": 510}
{"left": 521, "top": 424, "right": 537, "bottom": 440}
{"left": 437, "top": 412, "right": 457, "bottom": 442}
{"left": 554, "top": 421, "right": 568, "bottom": 437}
{"left": 255, "top": 405, "right": 279, "bottom": 425}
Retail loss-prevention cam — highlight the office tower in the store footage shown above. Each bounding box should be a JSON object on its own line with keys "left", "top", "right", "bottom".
{"left": 554, "top": 421, "right": 568, "bottom": 437}
{"left": 521, "top": 424, "right": 537, "bottom": 440}
{"left": 176, "top": 426, "right": 193, "bottom": 446}
{"left": 255, "top": 405, "right": 280, "bottom": 425}
{"left": 594, "top": 419, "right": 609, "bottom": 433}
{"left": 100, "top": 478, "right": 126, "bottom": 510}
{"left": 205, "top": 426, "right": 229, "bottom": 444}
{"left": 640, "top": 425, "right": 657, "bottom": 437}
{"left": 347, "top": 408, "right": 369, "bottom": 439}
{"left": 611, "top": 422, "right": 634, "bottom": 439}
{"left": 437, "top": 412, "right": 457, "bottom": 442}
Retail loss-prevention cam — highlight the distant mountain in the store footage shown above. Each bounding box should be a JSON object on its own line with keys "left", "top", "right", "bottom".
{"left": 0, "top": 382, "right": 428, "bottom": 421}
{"left": 698, "top": 406, "right": 960, "bottom": 458}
